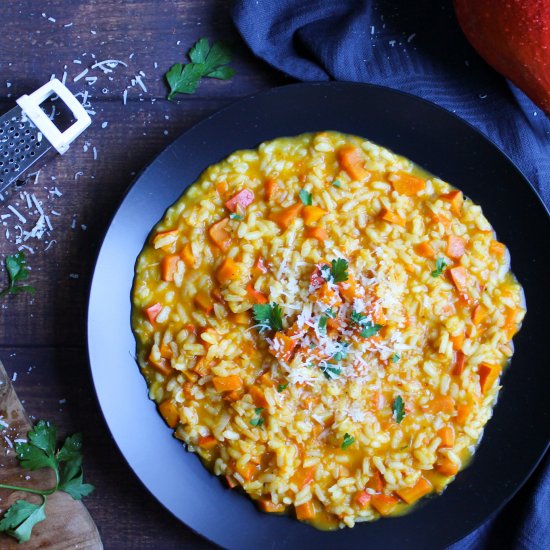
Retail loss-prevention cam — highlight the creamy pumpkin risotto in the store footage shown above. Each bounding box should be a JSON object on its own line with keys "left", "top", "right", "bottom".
{"left": 132, "top": 132, "right": 524, "bottom": 529}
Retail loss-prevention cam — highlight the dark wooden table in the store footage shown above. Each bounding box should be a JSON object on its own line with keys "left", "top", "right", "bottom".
{"left": 0, "top": 1, "right": 289, "bottom": 547}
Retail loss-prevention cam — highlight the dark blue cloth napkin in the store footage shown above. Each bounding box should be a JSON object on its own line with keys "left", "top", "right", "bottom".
{"left": 232, "top": 1, "right": 550, "bottom": 548}
{"left": 232, "top": 0, "right": 550, "bottom": 208}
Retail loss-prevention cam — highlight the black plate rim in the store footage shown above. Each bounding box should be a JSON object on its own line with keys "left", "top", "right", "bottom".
{"left": 86, "top": 81, "right": 550, "bottom": 550}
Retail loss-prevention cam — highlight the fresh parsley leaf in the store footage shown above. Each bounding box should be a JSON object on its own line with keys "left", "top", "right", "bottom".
{"left": 250, "top": 407, "right": 264, "bottom": 428}
{"left": 350, "top": 310, "right": 367, "bottom": 325}
{"left": 320, "top": 258, "right": 349, "bottom": 284}
{"left": 166, "top": 62, "right": 205, "bottom": 98}
{"left": 0, "top": 499, "right": 46, "bottom": 543}
{"left": 351, "top": 311, "right": 382, "bottom": 337}
{"left": 320, "top": 363, "right": 341, "bottom": 380}
{"left": 360, "top": 322, "right": 383, "bottom": 338}
{"left": 166, "top": 37, "right": 234, "bottom": 100}
{"left": 56, "top": 433, "right": 83, "bottom": 463}
{"left": 324, "top": 308, "right": 335, "bottom": 318}
{"left": 58, "top": 469, "right": 94, "bottom": 500}
{"left": 58, "top": 454, "right": 82, "bottom": 489}
{"left": 331, "top": 343, "right": 349, "bottom": 362}
{"left": 320, "top": 264, "right": 332, "bottom": 282}
{"left": 318, "top": 315, "right": 328, "bottom": 335}
{"left": 252, "top": 303, "right": 284, "bottom": 333}
{"left": 0, "top": 252, "right": 35, "bottom": 298}
{"left": 277, "top": 383, "right": 288, "bottom": 393}
{"left": 15, "top": 420, "right": 57, "bottom": 471}
{"left": 202, "top": 41, "right": 232, "bottom": 72}
{"left": 330, "top": 258, "right": 349, "bottom": 283}
{"left": 391, "top": 353, "right": 401, "bottom": 363}
{"left": 393, "top": 395, "right": 405, "bottom": 423}
{"left": 229, "top": 213, "right": 243, "bottom": 220}
{"left": 0, "top": 420, "right": 94, "bottom": 544}
{"left": 332, "top": 179, "right": 342, "bottom": 188}
{"left": 431, "top": 257, "right": 448, "bottom": 278}
{"left": 15, "top": 442, "right": 56, "bottom": 472}
{"left": 299, "top": 189, "right": 312, "bottom": 206}
{"left": 27, "top": 420, "right": 56, "bottom": 455}
{"left": 342, "top": 433, "right": 355, "bottom": 450}
{"left": 188, "top": 36, "right": 210, "bottom": 64}
{"left": 207, "top": 66, "right": 235, "bottom": 80}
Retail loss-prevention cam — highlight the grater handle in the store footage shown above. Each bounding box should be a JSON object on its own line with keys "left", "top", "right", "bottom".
{"left": 16, "top": 78, "right": 91, "bottom": 155}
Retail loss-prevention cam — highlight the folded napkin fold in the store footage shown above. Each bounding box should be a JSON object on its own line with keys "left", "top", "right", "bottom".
{"left": 232, "top": 1, "right": 549, "bottom": 548}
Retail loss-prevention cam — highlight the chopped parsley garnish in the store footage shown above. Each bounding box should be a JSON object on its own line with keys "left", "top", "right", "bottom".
{"left": 165, "top": 37, "right": 234, "bottom": 100}
{"left": 250, "top": 408, "right": 265, "bottom": 428}
{"left": 0, "top": 420, "right": 94, "bottom": 543}
{"left": 229, "top": 213, "right": 243, "bottom": 220}
{"left": 299, "top": 189, "right": 313, "bottom": 206}
{"left": 277, "top": 383, "right": 288, "bottom": 393}
{"left": 320, "top": 363, "right": 342, "bottom": 380}
{"left": 253, "top": 303, "right": 284, "bottom": 333}
{"left": 391, "top": 353, "right": 401, "bottom": 363}
{"left": 350, "top": 310, "right": 367, "bottom": 325}
{"left": 360, "top": 322, "right": 383, "bottom": 338}
{"left": 325, "top": 308, "right": 336, "bottom": 318}
{"left": 431, "top": 257, "right": 448, "bottom": 278}
{"left": 320, "top": 258, "right": 349, "bottom": 284}
{"left": 331, "top": 343, "right": 349, "bottom": 362}
{"left": 330, "top": 258, "right": 349, "bottom": 283}
{"left": 320, "top": 264, "right": 332, "bottom": 281}
{"left": 342, "top": 433, "right": 355, "bottom": 450}
{"left": 393, "top": 395, "right": 405, "bottom": 423}
{"left": 0, "top": 252, "right": 35, "bottom": 298}
{"left": 318, "top": 315, "right": 328, "bottom": 335}
{"left": 332, "top": 179, "right": 342, "bottom": 188}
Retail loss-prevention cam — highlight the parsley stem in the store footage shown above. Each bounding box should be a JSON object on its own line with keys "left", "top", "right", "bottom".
{"left": 0, "top": 467, "right": 59, "bottom": 496}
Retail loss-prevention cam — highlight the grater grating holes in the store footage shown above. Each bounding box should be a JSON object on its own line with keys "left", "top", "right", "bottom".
{"left": 0, "top": 107, "right": 52, "bottom": 190}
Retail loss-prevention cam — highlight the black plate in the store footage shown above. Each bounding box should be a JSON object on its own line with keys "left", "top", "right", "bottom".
{"left": 87, "top": 82, "right": 550, "bottom": 549}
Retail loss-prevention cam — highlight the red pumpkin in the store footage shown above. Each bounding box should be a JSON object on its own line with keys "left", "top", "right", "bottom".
{"left": 454, "top": 0, "right": 550, "bottom": 113}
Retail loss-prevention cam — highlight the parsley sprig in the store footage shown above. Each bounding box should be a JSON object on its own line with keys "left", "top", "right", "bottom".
{"left": 393, "top": 395, "right": 406, "bottom": 423}
{"left": 0, "top": 420, "right": 94, "bottom": 543}
{"left": 252, "top": 303, "right": 284, "bottom": 333}
{"left": 0, "top": 252, "right": 35, "bottom": 298}
{"left": 320, "top": 258, "right": 349, "bottom": 284}
{"left": 431, "top": 257, "right": 448, "bottom": 278}
{"left": 165, "top": 37, "right": 234, "bottom": 100}
{"left": 342, "top": 433, "right": 355, "bottom": 450}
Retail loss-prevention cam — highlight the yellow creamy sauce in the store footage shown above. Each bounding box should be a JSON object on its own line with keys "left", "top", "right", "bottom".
{"left": 132, "top": 132, "right": 524, "bottom": 529}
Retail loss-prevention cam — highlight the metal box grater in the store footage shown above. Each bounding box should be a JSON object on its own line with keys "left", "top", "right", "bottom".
{"left": 0, "top": 78, "right": 91, "bottom": 196}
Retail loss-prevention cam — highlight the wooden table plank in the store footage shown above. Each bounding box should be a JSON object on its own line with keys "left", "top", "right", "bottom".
{"left": 1, "top": 0, "right": 288, "bottom": 546}
{"left": 0, "top": 347, "right": 214, "bottom": 548}
{"left": 1, "top": 98, "right": 234, "bottom": 346}
{"left": 0, "top": 0, "right": 286, "bottom": 103}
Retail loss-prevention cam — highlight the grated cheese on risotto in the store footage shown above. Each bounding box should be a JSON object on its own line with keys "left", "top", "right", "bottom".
{"left": 131, "top": 132, "right": 525, "bottom": 529}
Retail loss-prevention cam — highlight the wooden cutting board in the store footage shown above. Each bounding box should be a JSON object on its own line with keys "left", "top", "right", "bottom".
{"left": 0, "top": 361, "right": 102, "bottom": 549}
